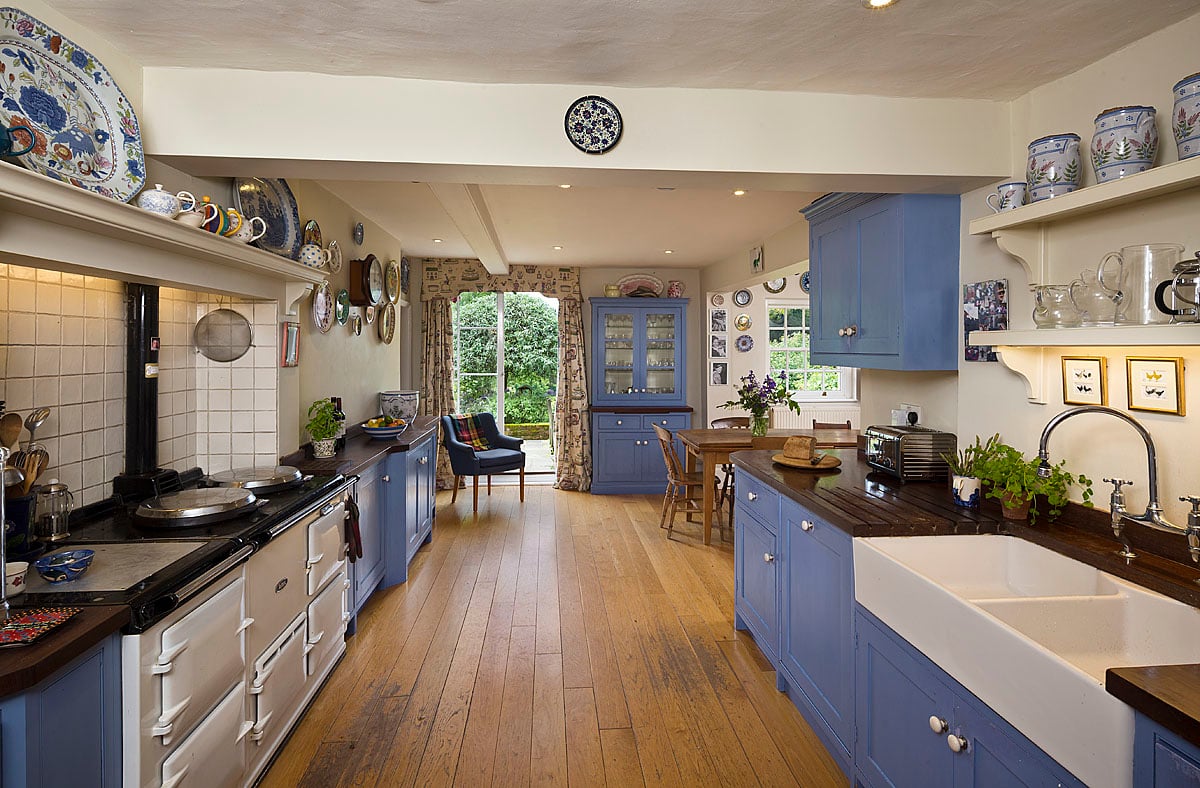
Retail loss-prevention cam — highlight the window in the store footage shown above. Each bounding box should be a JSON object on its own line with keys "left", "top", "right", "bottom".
{"left": 767, "top": 300, "right": 856, "bottom": 401}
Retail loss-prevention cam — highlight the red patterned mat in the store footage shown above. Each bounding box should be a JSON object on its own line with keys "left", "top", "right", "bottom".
{"left": 0, "top": 607, "right": 80, "bottom": 647}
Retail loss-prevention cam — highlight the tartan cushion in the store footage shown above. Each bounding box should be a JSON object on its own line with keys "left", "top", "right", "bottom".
{"left": 452, "top": 414, "right": 491, "bottom": 450}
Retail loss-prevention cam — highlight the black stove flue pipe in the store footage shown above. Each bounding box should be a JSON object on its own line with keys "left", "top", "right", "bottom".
{"left": 113, "top": 283, "right": 179, "bottom": 499}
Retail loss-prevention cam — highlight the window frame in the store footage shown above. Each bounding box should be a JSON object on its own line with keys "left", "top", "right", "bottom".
{"left": 765, "top": 297, "right": 858, "bottom": 403}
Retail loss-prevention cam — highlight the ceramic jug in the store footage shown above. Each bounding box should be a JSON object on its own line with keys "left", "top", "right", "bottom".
{"left": 1172, "top": 72, "right": 1200, "bottom": 160}
{"left": 1026, "top": 134, "right": 1082, "bottom": 202}
{"left": 230, "top": 215, "right": 267, "bottom": 244}
{"left": 136, "top": 183, "right": 197, "bottom": 219}
{"left": 1099, "top": 243, "right": 1186, "bottom": 325}
{"left": 1031, "top": 284, "right": 1081, "bottom": 328}
{"left": 199, "top": 197, "right": 232, "bottom": 235}
{"left": 298, "top": 243, "right": 331, "bottom": 269}
{"left": 1090, "top": 106, "right": 1158, "bottom": 182}
{"left": 1068, "top": 268, "right": 1121, "bottom": 326}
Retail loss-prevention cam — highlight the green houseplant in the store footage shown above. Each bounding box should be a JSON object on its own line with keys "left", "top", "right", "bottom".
{"left": 942, "top": 433, "right": 1000, "bottom": 509}
{"left": 974, "top": 441, "right": 1093, "bottom": 522}
{"left": 306, "top": 398, "right": 339, "bottom": 459}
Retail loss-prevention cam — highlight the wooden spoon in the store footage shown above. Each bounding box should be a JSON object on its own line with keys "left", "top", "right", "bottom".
{"left": 0, "top": 412, "right": 22, "bottom": 451}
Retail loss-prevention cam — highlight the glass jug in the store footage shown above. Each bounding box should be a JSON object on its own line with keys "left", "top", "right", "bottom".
{"left": 1099, "top": 243, "right": 1186, "bottom": 324}
{"left": 1031, "top": 285, "right": 1081, "bottom": 328}
{"left": 1068, "top": 268, "right": 1121, "bottom": 325}
{"left": 33, "top": 480, "right": 74, "bottom": 542}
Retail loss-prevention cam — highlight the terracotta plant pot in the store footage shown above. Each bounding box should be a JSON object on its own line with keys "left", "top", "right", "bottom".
{"left": 312, "top": 438, "right": 337, "bottom": 459}
{"left": 999, "top": 490, "right": 1032, "bottom": 520}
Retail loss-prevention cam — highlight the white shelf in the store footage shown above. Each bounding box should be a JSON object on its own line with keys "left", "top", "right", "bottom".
{"left": 0, "top": 160, "right": 325, "bottom": 301}
{"left": 968, "top": 156, "right": 1200, "bottom": 236}
{"left": 969, "top": 324, "right": 1200, "bottom": 347}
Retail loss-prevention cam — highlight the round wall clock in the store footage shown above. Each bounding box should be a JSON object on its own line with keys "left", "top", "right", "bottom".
{"left": 385, "top": 259, "right": 401, "bottom": 304}
{"left": 311, "top": 281, "right": 334, "bottom": 334}
{"left": 736, "top": 334, "right": 754, "bottom": 352}
{"left": 764, "top": 277, "right": 787, "bottom": 294}
{"left": 800, "top": 270, "right": 812, "bottom": 293}
{"left": 734, "top": 314, "right": 752, "bottom": 331}
{"left": 565, "top": 95, "right": 623, "bottom": 154}
{"left": 335, "top": 289, "right": 351, "bottom": 324}
{"left": 378, "top": 302, "right": 396, "bottom": 344}
{"left": 732, "top": 289, "right": 753, "bottom": 307}
{"left": 349, "top": 254, "right": 386, "bottom": 305}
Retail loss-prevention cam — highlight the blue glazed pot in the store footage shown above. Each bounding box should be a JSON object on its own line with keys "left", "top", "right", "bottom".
{"left": 1026, "top": 134, "right": 1081, "bottom": 202}
{"left": 1173, "top": 72, "right": 1200, "bottom": 160}
{"left": 1090, "top": 106, "right": 1158, "bottom": 183}
{"left": 951, "top": 475, "right": 981, "bottom": 509}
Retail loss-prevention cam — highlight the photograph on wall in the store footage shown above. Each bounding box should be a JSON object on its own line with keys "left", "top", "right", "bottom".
{"left": 963, "top": 278, "right": 1008, "bottom": 362}
{"left": 1061, "top": 356, "right": 1106, "bottom": 406}
{"left": 710, "top": 334, "right": 727, "bottom": 358}
{"left": 1126, "top": 356, "right": 1186, "bottom": 415}
{"left": 750, "top": 245, "right": 764, "bottom": 273}
{"left": 710, "top": 308, "right": 727, "bottom": 333}
{"left": 711, "top": 362, "right": 728, "bottom": 386}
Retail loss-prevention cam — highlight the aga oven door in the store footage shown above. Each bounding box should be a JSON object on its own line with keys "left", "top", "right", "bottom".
{"left": 153, "top": 573, "right": 251, "bottom": 749}
{"left": 307, "top": 500, "right": 346, "bottom": 595}
{"left": 159, "top": 680, "right": 251, "bottom": 788}
{"left": 306, "top": 571, "right": 349, "bottom": 678}
{"left": 248, "top": 613, "right": 307, "bottom": 766}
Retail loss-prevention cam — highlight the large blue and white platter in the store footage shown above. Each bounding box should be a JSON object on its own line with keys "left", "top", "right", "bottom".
{"left": 0, "top": 7, "right": 145, "bottom": 202}
{"left": 233, "top": 177, "right": 302, "bottom": 260}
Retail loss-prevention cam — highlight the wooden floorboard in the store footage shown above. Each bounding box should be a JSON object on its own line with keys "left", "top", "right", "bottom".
{"left": 263, "top": 485, "right": 848, "bottom": 787}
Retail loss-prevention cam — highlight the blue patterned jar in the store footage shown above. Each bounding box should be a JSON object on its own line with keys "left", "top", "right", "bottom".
{"left": 1026, "top": 133, "right": 1082, "bottom": 202}
{"left": 1172, "top": 72, "right": 1200, "bottom": 160}
{"left": 1090, "top": 106, "right": 1158, "bottom": 182}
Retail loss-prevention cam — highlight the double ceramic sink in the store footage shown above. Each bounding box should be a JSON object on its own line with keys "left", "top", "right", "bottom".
{"left": 855, "top": 534, "right": 1200, "bottom": 788}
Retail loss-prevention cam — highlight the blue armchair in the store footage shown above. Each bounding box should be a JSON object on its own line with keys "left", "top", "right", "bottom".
{"left": 441, "top": 413, "right": 526, "bottom": 513}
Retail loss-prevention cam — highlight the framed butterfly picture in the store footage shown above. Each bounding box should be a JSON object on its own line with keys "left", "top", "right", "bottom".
{"left": 1061, "top": 356, "right": 1106, "bottom": 406}
{"left": 1126, "top": 356, "right": 1185, "bottom": 415}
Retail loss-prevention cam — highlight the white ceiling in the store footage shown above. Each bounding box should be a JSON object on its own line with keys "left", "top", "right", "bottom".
{"left": 46, "top": 0, "right": 1200, "bottom": 270}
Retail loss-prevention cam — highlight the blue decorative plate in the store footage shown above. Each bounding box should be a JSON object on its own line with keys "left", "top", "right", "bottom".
{"left": 0, "top": 8, "right": 145, "bottom": 202}
{"left": 233, "top": 177, "right": 301, "bottom": 260}
{"left": 565, "top": 95, "right": 622, "bottom": 154}
{"left": 736, "top": 334, "right": 754, "bottom": 352}
{"left": 800, "top": 270, "right": 812, "bottom": 293}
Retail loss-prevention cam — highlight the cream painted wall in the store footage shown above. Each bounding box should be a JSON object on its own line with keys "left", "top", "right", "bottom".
{"left": 287, "top": 181, "right": 408, "bottom": 452}
{"left": 700, "top": 217, "right": 811, "bottom": 293}
{"left": 859, "top": 370, "right": 959, "bottom": 432}
{"left": 579, "top": 267, "right": 703, "bottom": 409}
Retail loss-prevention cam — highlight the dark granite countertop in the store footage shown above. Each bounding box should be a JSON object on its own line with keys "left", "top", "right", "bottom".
{"left": 282, "top": 416, "right": 440, "bottom": 477}
{"left": 732, "top": 448, "right": 1200, "bottom": 749}
{"left": 0, "top": 605, "right": 129, "bottom": 698}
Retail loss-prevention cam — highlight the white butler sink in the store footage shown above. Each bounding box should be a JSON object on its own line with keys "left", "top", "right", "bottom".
{"left": 855, "top": 534, "right": 1200, "bottom": 788}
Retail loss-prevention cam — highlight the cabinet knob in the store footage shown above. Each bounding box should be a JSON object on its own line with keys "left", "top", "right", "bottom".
{"left": 763, "top": 552, "right": 775, "bottom": 563}
{"left": 747, "top": 492, "right": 758, "bottom": 501}
{"left": 847, "top": 324, "right": 858, "bottom": 336}
{"left": 419, "top": 457, "right": 428, "bottom": 465}
{"left": 838, "top": 327, "right": 846, "bottom": 337}
{"left": 382, "top": 475, "right": 390, "bottom": 482}
{"left": 616, "top": 420, "right": 623, "bottom": 425}
{"left": 928, "top": 716, "right": 948, "bottom": 734}
{"left": 801, "top": 520, "right": 814, "bottom": 532}
{"left": 947, "top": 734, "right": 968, "bottom": 754}
{"left": 661, "top": 420, "right": 668, "bottom": 425}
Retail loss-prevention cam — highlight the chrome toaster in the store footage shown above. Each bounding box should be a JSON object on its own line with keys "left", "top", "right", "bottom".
{"left": 864, "top": 425, "right": 957, "bottom": 482}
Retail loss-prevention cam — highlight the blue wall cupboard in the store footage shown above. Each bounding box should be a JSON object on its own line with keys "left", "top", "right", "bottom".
{"left": 590, "top": 297, "right": 691, "bottom": 494}
{"left": 802, "top": 193, "right": 960, "bottom": 371}
{"left": 0, "top": 632, "right": 122, "bottom": 787}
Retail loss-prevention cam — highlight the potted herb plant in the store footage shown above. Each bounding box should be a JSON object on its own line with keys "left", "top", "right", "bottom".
{"left": 720, "top": 370, "right": 803, "bottom": 436}
{"left": 306, "top": 398, "right": 339, "bottom": 459}
{"left": 942, "top": 433, "right": 1000, "bottom": 509}
{"left": 974, "top": 441, "right": 1093, "bottom": 522}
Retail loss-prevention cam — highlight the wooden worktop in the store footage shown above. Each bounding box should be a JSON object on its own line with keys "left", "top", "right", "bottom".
{"left": 281, "top": 416, "right": 440, "bottom": 477}
{"left": 0, "top": 605, "right": 129, "bottom": 698}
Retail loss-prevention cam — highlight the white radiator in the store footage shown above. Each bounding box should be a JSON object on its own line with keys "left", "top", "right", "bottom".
{"left": 771, "top": 403, "right": 861, "bottom": 430}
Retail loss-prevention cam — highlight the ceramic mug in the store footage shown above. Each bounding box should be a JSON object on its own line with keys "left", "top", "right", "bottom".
{"left": 1173, "top": 72, "right": 1200, "bottom": 160}
{"left": 200, "top": 199, "right": 232, "bottom": 235}
{"left": 1090, "top": 105, "right": 1158, "bottom": 183}
{"left": 230, "top": 215, "right": 267, "bottom": 244}
{"left": 0, "top": 124, "right": 35, "bottom": 157}
{"left": 1026, "top": 133, "right": 1081, "bottom": 202}
{"left": 299, "top": 243, "right": 331, "bottom": 269}
{"left": 222, "top": 207, "right": 245, "bottom": 237}
{"left": 986, "top": 182, "right": 1026, "bottom": 212}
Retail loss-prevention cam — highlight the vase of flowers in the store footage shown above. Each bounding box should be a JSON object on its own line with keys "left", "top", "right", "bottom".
{"left": 720, "top": 370, "right": 802, "bottom": 437}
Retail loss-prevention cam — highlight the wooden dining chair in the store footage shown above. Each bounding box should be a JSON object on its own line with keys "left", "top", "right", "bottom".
{"left": 710, "top": 417, "right": 749, "bottom": 522}
{"left": 813, "top": 418, "right": 852, "bottom": 430}
{"left": 652, "top": 424, "right": 724, "bottom": 541}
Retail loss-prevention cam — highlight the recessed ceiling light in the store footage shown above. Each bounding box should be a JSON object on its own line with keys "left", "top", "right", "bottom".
{"left": 559, "top": 184, "right": 572, "bottom": 189}
{"left": 432, "top": 238, "right": 443, "bottom": 243}
{"left": 656, "top": 187, "right": 676, "bottom": 191}
{"left": 732, "top": 189, "right": 747, "bottom": 196}
{"left": 862, "top": 0, "right": 898, "bottom": 7}
{"left": 664, "top": 249, "right": 674, "bottom": 255}
{"left": 552, "top": 245, "right": 563, "bottom": 250}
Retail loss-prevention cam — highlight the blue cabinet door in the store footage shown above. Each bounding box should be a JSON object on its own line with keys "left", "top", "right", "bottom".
{"left": 853, "top": 199, "right": 902, "bottom": 357}
{"left": 352, "top": 462, "right": 385, "bottom": 613}
{"left": 593, "top": 430, "right": 646, "bottom": 486}
{"left": 780, "top": 499, "right": 854, "bottom": 762}
{"left": 590, "top": 298, "right": 687, "bottom": 408}
{"left": 810, "top": 212, "right": 856, "bottom": 355}
{"left": 734, "top": 510, "right": 779, "bottom": 662}
{"left": 952, "top": 699, "right": 1085, "bottom": 788}
{"left": 406, "top": 437, "right": 436, "bottom": 562}
{"left": 856, "top": 609, "right": 955, "bottom": 788}
{"left": 1134, "top": 714, "right": 1200, "bottom": 788}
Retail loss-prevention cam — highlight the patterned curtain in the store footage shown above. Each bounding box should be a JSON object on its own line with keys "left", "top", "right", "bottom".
{"left": 421, "top": 298, "right": 457, "bottom": 489}
{"left": 554, "top": 296, "right": 591, "bottom": 491}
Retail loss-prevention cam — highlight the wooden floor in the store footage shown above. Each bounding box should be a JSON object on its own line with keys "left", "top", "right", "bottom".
{"left": 261, "top": 485, "right": 846, "bottom": 787}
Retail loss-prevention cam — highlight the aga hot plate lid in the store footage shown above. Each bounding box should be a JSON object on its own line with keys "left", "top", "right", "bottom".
{"left": 208, "top": 465, "right": 303, "bottom": 491}
{"left": 135, "top": 488, "right": 259, "bottom": 524}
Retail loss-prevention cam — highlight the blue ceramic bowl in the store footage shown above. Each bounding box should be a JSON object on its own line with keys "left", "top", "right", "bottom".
{"left": 361, "top": 420, "right": 409, "bottom": 440}
{"left": 32, "top": 549, "right": 95, "bottom": 584}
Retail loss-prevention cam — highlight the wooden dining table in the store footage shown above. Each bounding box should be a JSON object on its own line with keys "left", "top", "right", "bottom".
{"left": 676, "top": 427, "right": 860, "bottom": 545}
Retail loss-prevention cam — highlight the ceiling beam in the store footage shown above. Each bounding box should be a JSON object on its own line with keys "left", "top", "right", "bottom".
{"left": 427, "top": 183, "right": 509, "bottom": 274}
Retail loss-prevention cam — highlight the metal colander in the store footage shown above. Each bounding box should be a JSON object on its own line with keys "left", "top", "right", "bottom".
{"left": 193, "top": 308, "right": 253, "bottom": 362}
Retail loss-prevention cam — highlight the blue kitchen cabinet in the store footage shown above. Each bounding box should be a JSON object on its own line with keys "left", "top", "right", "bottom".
{"left": 0, "top": 632, "right": 122, "bottom": 787}
{"left": 349, "top": 459, "right": 386, "bottom": 622}
{"left": 591, "top": 411, "right": 691, "bottom": 494}
{"left": 1133, "top": 714, "right": 1200, "bottom": 787}
{"left": 734, "top": 505, "right": 780, "bottom": 664}
{"left": 382, "top": 429, "right": 437, "bottom": 587}
{"left": 855, "top": 606, "right": 1084, "bottom": 788}
{"left": 780, "top": 497, "right": 855, "bottom": 771}
{"left": 590, "top": 298, "right": 688, "bottom": 408}
{"left": 802, "top": 193, "right": 960, "bottom": 371}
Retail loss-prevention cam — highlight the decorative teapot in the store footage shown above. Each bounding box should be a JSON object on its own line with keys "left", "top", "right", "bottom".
{"left": 136, "top": 183, "right": 197, "bottom": 219}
